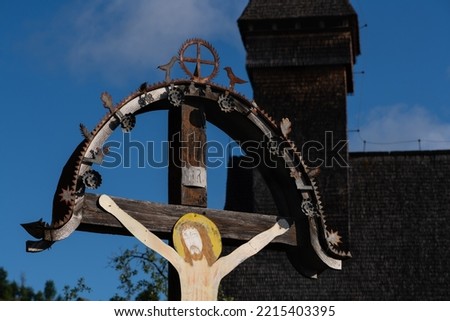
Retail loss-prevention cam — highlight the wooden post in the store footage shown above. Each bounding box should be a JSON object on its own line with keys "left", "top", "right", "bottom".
{"left": 168, "top": 103, "right": 207, "bottom": 207}
{"left": 167, "top": 102, "right": 207, "bottom": 300}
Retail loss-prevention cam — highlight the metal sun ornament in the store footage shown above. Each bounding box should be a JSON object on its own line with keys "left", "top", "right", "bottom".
{"left": 178, "top": 38, "right": 220, "bottom": 83}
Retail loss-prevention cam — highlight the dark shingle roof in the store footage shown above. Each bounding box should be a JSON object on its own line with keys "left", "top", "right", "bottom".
{"left": 240, "top": 0, "right": 357, "bottom": 20}
{"left": 222, "top": 151, "right": 450, "bottom": 300}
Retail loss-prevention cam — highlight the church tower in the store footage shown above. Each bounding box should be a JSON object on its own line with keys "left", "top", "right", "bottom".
{"left": 222, "top": 0, "right": 360, "bottom": 299}
{"left": 238, "top": 0, "right": 360, "bottom": 251}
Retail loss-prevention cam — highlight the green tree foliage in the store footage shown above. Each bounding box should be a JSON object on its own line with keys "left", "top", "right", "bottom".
{"left": 61, "top": 277, "right": 92, "bottom": 301}
{"left": 43, "top": 280, "right": 57, "bottom": 300}
{"left": 109, "top": 245, "right": 168, "bottom": 301}
{"left": 0, "top": 267, "right": 90, "bottom": 301}
{"left": 108, "top": 246, "right": 233, "bottom": 301}
{"left": 0, "top": 267, "right": 51, "bottom": 300}
{"left": 0, "top": 268, "right": 14, "bottom": 300}
{"left": 2, "top": 246, "right": 232, "bottom": 301}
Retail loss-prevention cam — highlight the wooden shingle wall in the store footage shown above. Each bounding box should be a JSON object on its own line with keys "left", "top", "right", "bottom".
{"left": 221, "top": 151, "right": 450, "bottom": 299}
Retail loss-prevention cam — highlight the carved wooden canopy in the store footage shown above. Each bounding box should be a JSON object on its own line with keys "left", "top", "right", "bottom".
{"left": 22, "top": 39, "right": 349, "bottom": 279}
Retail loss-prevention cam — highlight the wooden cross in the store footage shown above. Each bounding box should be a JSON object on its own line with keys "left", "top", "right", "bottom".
{"left": 78, "top": 96, "right": 297, "bottom": 287}
{"left": 77, "top": 41, "right": 296, "bottom": 299}
{"left": 97, "top": 194, "right": 291, "bottom": 300}
{"left": 22, "top": 39, "right": 346, "bottom": 302}
{"left": 78, "top": 100, "right": 296, "bottom": 300}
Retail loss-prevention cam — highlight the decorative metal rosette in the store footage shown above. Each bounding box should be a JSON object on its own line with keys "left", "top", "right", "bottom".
{"left": 301, "top": 199, "right": 318, "bottom": 217}
{"left": 81, "top": 169, "right": 102, "bottom": 189}
{"left": 138, "top": 92, "right": 154, "bottom": 107}
{"left": 267, "top": 138, "right": 280, "bottom": 156}
{"left": 168, "top": 86, "right": 184, "bottom": 107}
{"left": 218, "top": 93, "right": 236, "bottom": 113}
{"left": 120, "top": 113, "right": 136, "bottom": 132}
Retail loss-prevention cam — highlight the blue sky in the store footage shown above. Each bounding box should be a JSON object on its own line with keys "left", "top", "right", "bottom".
{"left": 1, "top": 1, "right": 449, "bottom": 300}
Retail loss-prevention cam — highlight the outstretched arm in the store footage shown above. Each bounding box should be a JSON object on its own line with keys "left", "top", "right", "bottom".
{"left": 98, "top": 194, "right": 183, "bottom": 271}
{"left": 216, "top": 218, "right": 291, "bottom": 278}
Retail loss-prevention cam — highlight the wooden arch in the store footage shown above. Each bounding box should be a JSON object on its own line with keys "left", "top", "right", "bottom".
{"left": 22, "top": 41, "right": 349, "bottom": 279}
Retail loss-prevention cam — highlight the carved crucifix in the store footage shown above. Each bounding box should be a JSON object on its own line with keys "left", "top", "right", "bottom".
{"left": 22, "top": 39, "right": 349, "bottom": 301}
{"left": 99, "top": 195, "right": 290, "bottom": 300}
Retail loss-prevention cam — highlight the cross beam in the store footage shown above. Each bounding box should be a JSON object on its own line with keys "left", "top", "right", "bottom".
{"left": 77, "top": 193, "right": 297, "bottom": 246}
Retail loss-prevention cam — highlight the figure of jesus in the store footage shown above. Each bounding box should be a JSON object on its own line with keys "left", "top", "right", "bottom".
{"left": 99, "top": 194, "right": 291, "bottom": 301}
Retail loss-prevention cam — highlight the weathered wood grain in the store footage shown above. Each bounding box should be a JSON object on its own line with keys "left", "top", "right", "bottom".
{"left": 167, "top": 102, "right": 207, "bottom": 207}
{"left": 77, "top": 193, "right": 297, "bottom": 246}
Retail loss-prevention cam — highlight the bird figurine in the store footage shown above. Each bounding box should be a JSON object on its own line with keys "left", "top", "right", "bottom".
{"left": 224, "top": 66, "right": 248, "bottom": 90}
{"left": 139, "top": 82, "right": 148, "bottom": 92}
{"left": 158, "top": 56, "right": 178, "bottom": 83}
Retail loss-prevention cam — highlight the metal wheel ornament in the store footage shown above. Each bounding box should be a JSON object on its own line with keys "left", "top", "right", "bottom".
{"left": 120, "top": 113, "right": 136, "bottom": 132}
{"left": 168, "top": 85, "right": 185, "bottom": 107}
{"left": 81, "top": 169, "right": 102, "bottom": 189}
{"left": 178, "top": 38, "right": 220, "bottom": 83}
{"left": 218, "top": 93, "right": 236, "bottom": 113}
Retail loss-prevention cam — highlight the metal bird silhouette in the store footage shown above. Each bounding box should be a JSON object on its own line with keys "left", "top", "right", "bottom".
{"left": 224, "top": 66, "right": 248, "bottom": 90}
{"left": 139, "top": 82, "right": 148, "bottom": 92}
{"left": 158, "top": 56, "right": 179, "bottom": 83}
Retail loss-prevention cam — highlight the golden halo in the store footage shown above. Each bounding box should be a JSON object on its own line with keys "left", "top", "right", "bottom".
{"left": 173, "top": 213, "right": 222, "bottom": 261}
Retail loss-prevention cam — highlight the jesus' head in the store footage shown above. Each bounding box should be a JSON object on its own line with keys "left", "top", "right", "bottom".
{"left": 181, "top": 226, "right": 203, "bottom": 259}
{"left": 173, "top": 213, "right": 222, "bottom": 266}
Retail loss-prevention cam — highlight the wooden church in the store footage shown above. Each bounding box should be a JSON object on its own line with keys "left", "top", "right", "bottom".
{"left": 22, "top": 0, "right": 449, "bottom": 301}
{"left": 221, "top": 0, "right": 450, "bottom": 300}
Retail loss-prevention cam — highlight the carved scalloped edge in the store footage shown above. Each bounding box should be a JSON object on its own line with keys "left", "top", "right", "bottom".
{"left": 274, "top": 121, "right": 351, "bottom": 260}
{"left": 25, "top": 79, "right": 349, "bottom": 260}
{"left": 114, "top": 81, "right": 349, "bottom": 259}
{"left": 42, "top": 80, "right": 174, "bottom": 233}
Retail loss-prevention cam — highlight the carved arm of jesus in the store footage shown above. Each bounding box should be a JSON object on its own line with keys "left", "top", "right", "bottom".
{"left": 216, "top": 218, "right": 291, "bottom": 278}
{"left": 98, "top": 194, "right": 184, "bottom": 271}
